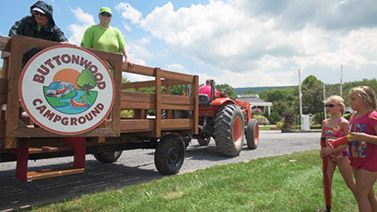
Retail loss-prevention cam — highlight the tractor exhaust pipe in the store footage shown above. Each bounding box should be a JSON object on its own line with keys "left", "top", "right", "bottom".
{"left": 210, "top": 80, "right": 215, "bottom": 100}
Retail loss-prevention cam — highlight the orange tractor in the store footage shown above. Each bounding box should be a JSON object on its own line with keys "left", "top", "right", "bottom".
{"left": 193, "top": 81, "right": 259, "bottom": 157}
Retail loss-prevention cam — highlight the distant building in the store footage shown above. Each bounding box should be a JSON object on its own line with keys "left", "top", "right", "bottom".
{"left": 237, "top": 94, "right": 273, "bottom": 116}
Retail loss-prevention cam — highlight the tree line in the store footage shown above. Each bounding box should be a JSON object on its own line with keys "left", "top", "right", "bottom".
{"left": 121, "top": 75, "right": 377, "bottom": 124}
{"left": 243, "top": 76, "right": 377, "bottom": 125}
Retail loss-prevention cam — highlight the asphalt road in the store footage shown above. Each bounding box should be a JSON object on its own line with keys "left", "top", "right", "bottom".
{"left": 0, "top": 130, "right": 321, "bottom": 211}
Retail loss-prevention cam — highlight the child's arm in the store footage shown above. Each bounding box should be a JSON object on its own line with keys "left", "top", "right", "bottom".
{"left": 349, "top": 124, "right": 377, "bottom": 145}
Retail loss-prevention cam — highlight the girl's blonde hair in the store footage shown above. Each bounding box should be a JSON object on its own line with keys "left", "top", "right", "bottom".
{"left": 349, "top": 86, "right": 377, "bottom": 110}
{"left": 326, "top": 95, "right": 345, "bottom": 114}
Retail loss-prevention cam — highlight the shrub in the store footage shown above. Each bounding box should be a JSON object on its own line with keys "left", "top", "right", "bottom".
{"left": 343, "top": 113, "right": 351, "bottom": 121}
{"left": 253, "top": 114, "right": 270, "bottom": 125}
{"left": 121, "top": 110, "right": 133, "bottom": 118}
{"left": 276, "top": 121, "right": 284, "bottom": 129}
{"left": 268, "top": 112, "right": 281, "bottom": 125}
{"left": 252, "top": 108, "right": 263, "bottom": 115}
{"left": 312, "top": 112, "right": 328, "bottom": 124}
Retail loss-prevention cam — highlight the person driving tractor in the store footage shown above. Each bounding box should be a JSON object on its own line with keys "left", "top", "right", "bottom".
{"left": 199, "top": 79, "right": 220, "bottom": 100}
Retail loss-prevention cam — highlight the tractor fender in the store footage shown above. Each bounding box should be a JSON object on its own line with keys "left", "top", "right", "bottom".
{"left": 211, "top": 98, "right": 236, "bottom": 107}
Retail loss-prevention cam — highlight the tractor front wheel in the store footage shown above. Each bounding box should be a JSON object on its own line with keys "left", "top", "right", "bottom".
{"left": 246, "top": 119, "right": 259, "bottom": 149}
{"left": 214, "top": 104, "right": 244, "bottom": 157}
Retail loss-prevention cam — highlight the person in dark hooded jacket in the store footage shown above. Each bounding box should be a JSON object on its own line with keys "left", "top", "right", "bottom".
{"left": 8, "top": 1, "right": 68, "bottom": 66}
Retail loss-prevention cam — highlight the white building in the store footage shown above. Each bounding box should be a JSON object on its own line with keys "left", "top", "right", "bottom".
{"left": 236, "top": 94, "right": 273, "bottom": 116}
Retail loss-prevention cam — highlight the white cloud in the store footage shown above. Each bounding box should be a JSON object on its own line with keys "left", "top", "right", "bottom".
{"left": 62, "top": 0, "right": 377, "bottom": 88}
{"left": 135, "top": 0, "right": 377, "bottom": 87}
{"left": 116, "top": 3, "right": 142, "bottom": 24}
{"left": 68, "top": 8, "right": 95, "bottom": 45}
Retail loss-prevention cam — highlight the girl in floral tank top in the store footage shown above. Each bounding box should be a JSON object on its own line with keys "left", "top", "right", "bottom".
{"left": 324, "top": 117, "right": 349, "bottom": 161}
{"left": 318, "top": 95, "right": 355, "bottom": 212}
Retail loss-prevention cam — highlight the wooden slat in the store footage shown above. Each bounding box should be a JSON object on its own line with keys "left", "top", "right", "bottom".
{"left": 160, "top": 69, "right": 195, "bottom": 84}
{"left": 123, "top": 63, "right": 155, "bottom": 76}
{"left": 0, "top": 78, "right": 8, "bottom": 93}
{"left": 161, "top": 119, "right": 192, "bottom": 130}
{"left": 161, "top": 104, "right": 194, "bottom": 111}
{"left": 121, "top": 80, "right": 159, "bottom": 90}
{"left": 162, "top": 94, "right": 192, "bottom": 104}
{"left": 121, "top": 91, "right": 154, "bottom": 103}
{"left": 13, "top": 127, "right": 118, "bottom": 138}
{"left": 28, "top": 145, "right": 73, "bottom": 154}
{"left": 0, "top": 120, "right": 4, "bottom": 149}
{"left": 120, "top": 119, "right": 154, "bottom": 132}
{"left": 0, "top": 93, "right": 6, "bottom": 105}
{"left": 121, "top": 92, "right": 194, "bottom": 110}
{"left": 121, "top": 79, "right": 191, "bottom": 90}
{"left": 121, "top": 92, "right": 154, "bottom": 110}
{"left": 0, "top": 35, "right": 10, "bottom": 51}
{"left": 123, "top": 63, "right": 195, "bottom": 84}
{"left": 119, "top": 119, "right": 192, "bottom": 133}
{"left": 27, "top": 167, "right": 84, "bottom": 181}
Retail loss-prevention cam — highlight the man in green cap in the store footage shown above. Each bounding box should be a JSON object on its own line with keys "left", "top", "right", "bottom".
{"left": 81, "top": 6, "right": 132, "bottom": 64}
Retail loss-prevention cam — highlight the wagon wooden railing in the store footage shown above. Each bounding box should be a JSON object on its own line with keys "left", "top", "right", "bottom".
{"left": 0, "top": 34, "right": 198, "bottom": 149}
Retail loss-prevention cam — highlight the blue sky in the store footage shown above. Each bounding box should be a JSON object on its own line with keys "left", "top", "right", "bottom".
{"left": 1, "top": 0, "right": 377, "bottom": 88}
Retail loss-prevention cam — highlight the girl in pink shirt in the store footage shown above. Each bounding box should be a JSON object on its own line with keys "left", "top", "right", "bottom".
{"left": 348, "top": 86, "right": 377, "bottom": 212}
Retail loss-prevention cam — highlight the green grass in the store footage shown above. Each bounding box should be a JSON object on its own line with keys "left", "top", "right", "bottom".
{"left": 31, "top": 150, "right": 359, "bottom": 212}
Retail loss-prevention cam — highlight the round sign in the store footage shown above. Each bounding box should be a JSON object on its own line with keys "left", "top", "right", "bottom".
{"left": 19, "top": 45, "right": 115, "bottom": 135}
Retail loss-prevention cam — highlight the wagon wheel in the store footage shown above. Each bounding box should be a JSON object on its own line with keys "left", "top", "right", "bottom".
{"left": 93, "top": 151, "right": 123, "bottom": 163}
{"left": 246, "top": 119, "right": 259, "bottom": 149}
{"left": 214, "top": 104, "right": 244, "bottom": 157}
{"left": 197, "top": 136, "right": 211, "bottom": 146}
{"left": 155, "top": 134, "right": 185, "bottom": 175}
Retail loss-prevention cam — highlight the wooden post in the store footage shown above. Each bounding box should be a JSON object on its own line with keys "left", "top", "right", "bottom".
{"left": 111, "top": 56, "right": 123, "bottom": 137}
{"left": 64, "top": 137, "right": 86, "bottom": 168}
{"left": 155, "top": 68, "right": 161, "bottom": 138}
{"left": 5, "top": 36, "right": 24, "bottom": 149}
{"left": 192, "top": 75, "right": 199, "bottom": 134}
{"left": 15, "top": 138, "right": 29, "bottom": 181}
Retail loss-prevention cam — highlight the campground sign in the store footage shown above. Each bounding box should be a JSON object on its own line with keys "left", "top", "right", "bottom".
{"left": 19, "top": 45, "right": 115, "bottom": 135}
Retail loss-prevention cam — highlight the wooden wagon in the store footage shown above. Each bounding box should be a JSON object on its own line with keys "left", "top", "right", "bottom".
{"left": 0, "top": 35, "right": 199, "bottom": 181}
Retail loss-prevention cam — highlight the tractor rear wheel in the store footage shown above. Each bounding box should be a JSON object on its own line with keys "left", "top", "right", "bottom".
{"left": 246, "top": 119, "right": 259, "bottom": 149}
{"left": 155, "top": 134, "right": 185, "bottom": 175}
{"left": 214, "top": 104, "right": 244, "bottom": 157}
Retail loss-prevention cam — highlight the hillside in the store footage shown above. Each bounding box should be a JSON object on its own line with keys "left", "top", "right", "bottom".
{"left": 234, "top": 85, "right": 297, "bottom": 95}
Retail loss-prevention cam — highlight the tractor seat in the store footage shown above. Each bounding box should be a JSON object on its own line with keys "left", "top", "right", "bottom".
{"left": 199, "top": 94, "right": 211, "bottom": 107}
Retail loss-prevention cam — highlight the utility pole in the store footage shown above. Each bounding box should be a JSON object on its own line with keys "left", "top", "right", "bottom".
{"left": 299, "top": 69, "right": 303, "bottom": 130}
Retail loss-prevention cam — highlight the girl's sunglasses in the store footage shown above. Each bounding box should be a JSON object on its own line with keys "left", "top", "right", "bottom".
{"left": 324, "top": 104, "right": 339, "bottom": 108}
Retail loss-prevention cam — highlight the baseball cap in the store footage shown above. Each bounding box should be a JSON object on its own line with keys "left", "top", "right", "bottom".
{"left": 32, "top": 7, "right": 46, "bottom": 14}
{"left": 99, "top": 7, "right": 112, "bottom": 15}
